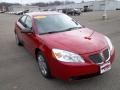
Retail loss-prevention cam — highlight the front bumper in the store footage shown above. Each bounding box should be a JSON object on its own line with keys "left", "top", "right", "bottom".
{"left": 54, "top": 62, "right": 99, "bottom": 80}
{"left": 50, "top": 48, "right": 115, "bottom": 81}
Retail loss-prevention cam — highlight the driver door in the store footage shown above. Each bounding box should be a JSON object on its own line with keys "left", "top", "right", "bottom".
{"left": 22, "top": 16, "right": 37, "bottom": 54}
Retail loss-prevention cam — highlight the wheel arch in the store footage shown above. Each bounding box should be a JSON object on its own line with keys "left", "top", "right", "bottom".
{"left": 35, "top": 48, "right": 41, "bottom": 61}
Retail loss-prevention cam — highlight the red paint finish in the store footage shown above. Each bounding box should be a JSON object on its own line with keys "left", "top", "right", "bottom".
{"left": 15, "top": 12, "right": 115, "bottom": 81}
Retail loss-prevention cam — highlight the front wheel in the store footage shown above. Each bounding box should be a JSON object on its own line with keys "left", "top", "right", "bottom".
{"left": 37, "top": 51, "right": 52, "bottom": 79}
{"left": 15, "top": 33, "right": 22, "bottom": 46}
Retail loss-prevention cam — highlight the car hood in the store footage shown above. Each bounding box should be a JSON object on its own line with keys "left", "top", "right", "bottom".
{"left": 39, "top": 28, "right": 108, "bottom": 54}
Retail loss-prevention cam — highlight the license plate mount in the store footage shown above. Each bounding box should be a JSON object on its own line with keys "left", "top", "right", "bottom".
{"left": 100, "top": 61, "right": 111, "bottom": 74}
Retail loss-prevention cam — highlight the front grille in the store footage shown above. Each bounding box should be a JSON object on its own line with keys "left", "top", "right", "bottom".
{"left": 89, "top": 54, "right": 103, "bottom": 63}
{"left": 103, "top": 49, "right": 109, "bottom": 60}
{"left": 89, "top": 49, "right": 109, "bottom": 64}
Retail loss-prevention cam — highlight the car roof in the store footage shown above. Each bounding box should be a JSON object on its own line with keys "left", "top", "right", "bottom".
{"left": 25, "top": 11, "right": 61, "bottom": 17}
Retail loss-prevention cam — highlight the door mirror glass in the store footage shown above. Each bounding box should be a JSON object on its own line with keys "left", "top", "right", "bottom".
{"left": 21, "top": 27, "right": 33, "bottom": 33}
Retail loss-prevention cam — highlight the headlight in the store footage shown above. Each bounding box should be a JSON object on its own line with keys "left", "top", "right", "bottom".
{"left": 52, "top": 49, "right": 85, "bottom": 63}
{"left": 105, "top": 36, "right": 113, "bottom": 51}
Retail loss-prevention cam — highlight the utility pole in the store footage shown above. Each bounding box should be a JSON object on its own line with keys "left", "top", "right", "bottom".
{"left": 94, "top": 0, "right": 97, "bottom": 11}
{"left": 20, "top": 0, "right": 23, "bottom": 11}
{"left": 102, "top": 0, "right": 108, "bottom": 20}
{"left": 64, "top": 0, "right": 66, "bottom": 9}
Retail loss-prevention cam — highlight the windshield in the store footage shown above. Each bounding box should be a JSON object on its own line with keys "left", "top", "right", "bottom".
{"left": 34, "top": 14, "right": 82, "bottom": 34}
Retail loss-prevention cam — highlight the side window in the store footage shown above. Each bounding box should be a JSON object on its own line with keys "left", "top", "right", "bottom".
{"left": 25, "top": 16, "right": 32, "bottom": 29}
{"left": 19, "top": 15, "right": 27, "bottom": 25}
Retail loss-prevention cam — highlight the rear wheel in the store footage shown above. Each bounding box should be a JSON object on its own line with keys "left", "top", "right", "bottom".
{"left": 15, "top": 33, "right": 22, "bottom": 46}
{"left": 37, "top": 51, "right": 52, "bottom": 78}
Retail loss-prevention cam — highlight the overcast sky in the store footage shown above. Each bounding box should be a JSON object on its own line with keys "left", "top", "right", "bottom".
{"left": 0, "top": 0, "right": 95, "bottom": 4}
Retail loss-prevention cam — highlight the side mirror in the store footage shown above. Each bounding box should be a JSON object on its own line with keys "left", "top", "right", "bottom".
{"left": 21, "top": 27, "right": 33, "bottom": 33}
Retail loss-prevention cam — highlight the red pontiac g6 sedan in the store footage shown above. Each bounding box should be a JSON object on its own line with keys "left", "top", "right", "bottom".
{"left": 14, "top": 12, "right": 115, "bottom": 81}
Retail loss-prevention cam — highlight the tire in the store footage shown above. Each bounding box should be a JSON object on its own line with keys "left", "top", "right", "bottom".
{"left": 78, "top": 13, "right": 81, "bottom": 16}
{"left": 37, "top": 51, "right": 52, "bottom": 79}
{"left": 15, "top": 33, "right": 23, "bottom": 46}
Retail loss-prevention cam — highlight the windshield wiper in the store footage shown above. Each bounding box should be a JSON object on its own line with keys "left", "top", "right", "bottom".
{"left": 39, "top": 27, "right": 82, "bottom": 35}
{"left": 64, "top": 27, "right": 82, "bottom": 32}
{"left": 39, "top": 30, "right": 64, "bottom": 35}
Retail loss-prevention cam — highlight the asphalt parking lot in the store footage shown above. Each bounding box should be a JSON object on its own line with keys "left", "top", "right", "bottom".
{"left": 0, "top": 11, "right": 120, "bottom": 90}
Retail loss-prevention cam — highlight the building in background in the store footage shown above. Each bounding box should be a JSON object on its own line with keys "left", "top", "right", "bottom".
{"left": 8, "top": 5, "right": 39, "bottom": 12}
{"left": 7, "top": 0, "right": 120, "bottom": 12}
{"left": 0, "top": 4, "right": 7, "bottom": 11}
{"left": 39, "top": 1, "right": 120, "bottom": 11}
{"left": 94, "top": 0, "right": 120, "bottom": 11}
